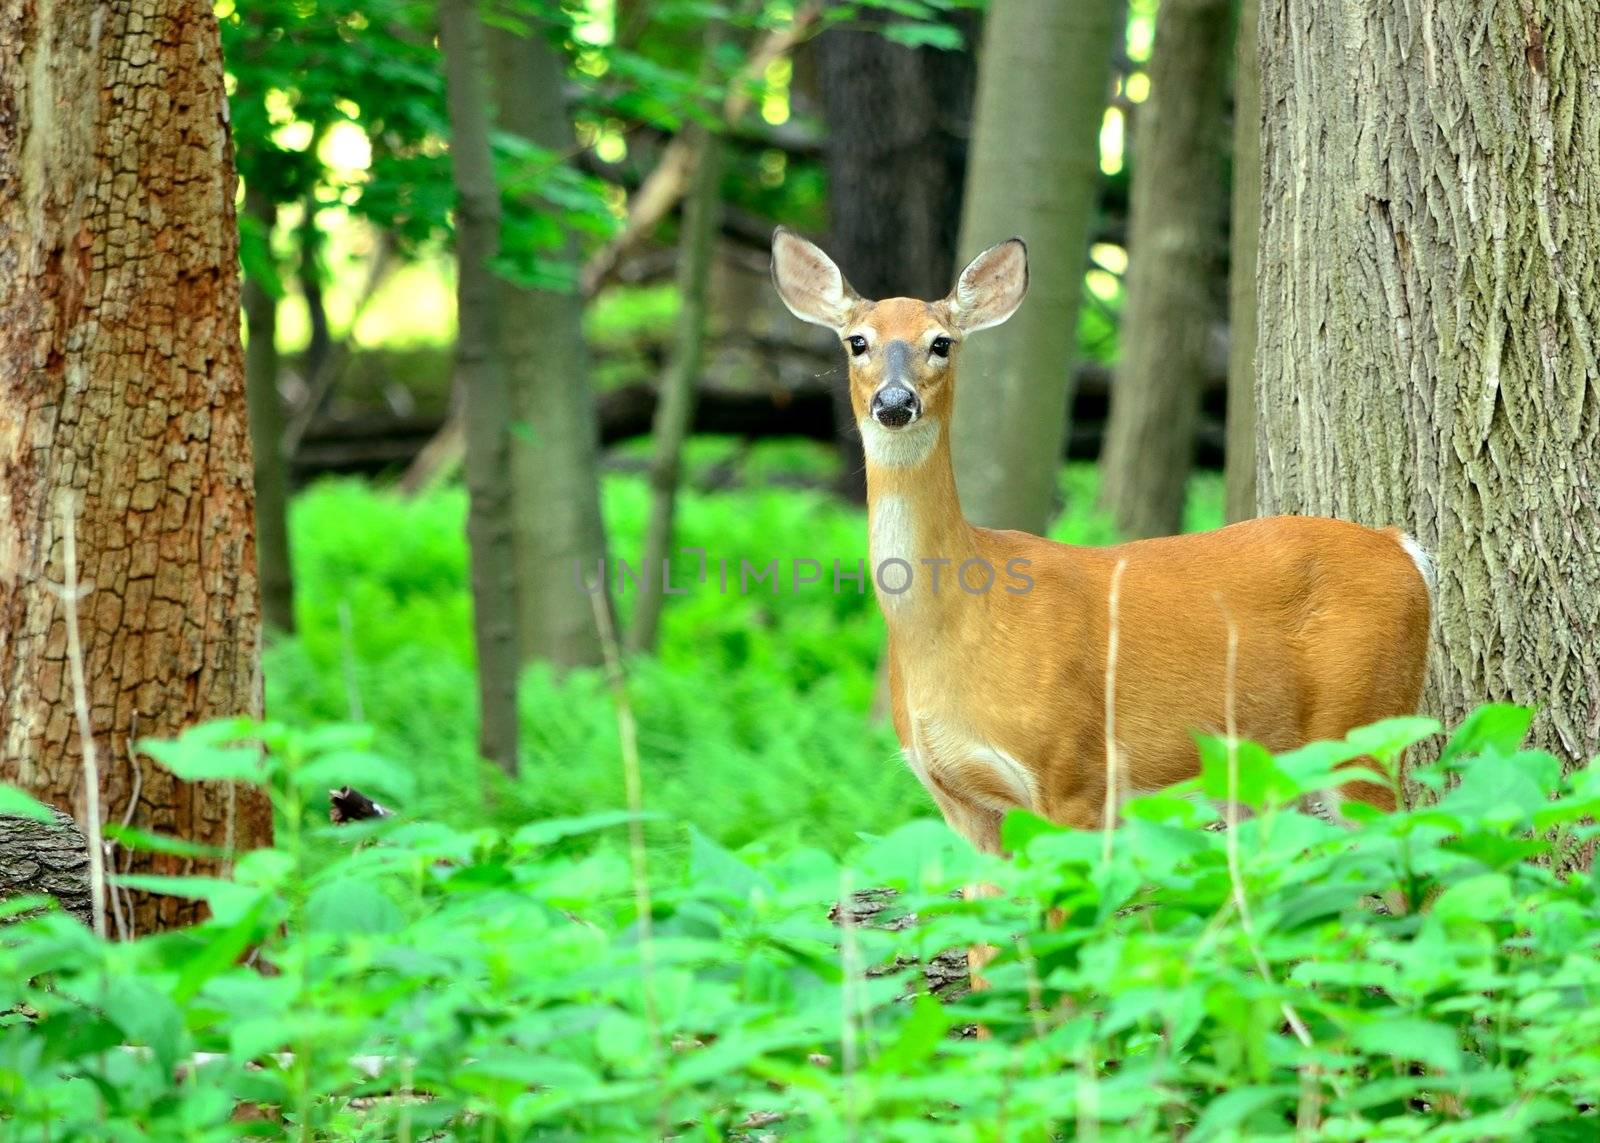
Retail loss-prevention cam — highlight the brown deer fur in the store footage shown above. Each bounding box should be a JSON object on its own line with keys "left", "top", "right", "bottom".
{"left": 770, "top": 228, "right": 1432, "bottom": 856}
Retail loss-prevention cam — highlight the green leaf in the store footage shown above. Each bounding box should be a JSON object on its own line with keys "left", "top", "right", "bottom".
{"left": 304, "top": 877, "right": 403, "bottom": 935}
{"left": 103, "top": 824, "right": 228, "bottom": 860}
{"left": 1432, "top": 872, "right": 1513, "bottom": 922}
{"left": 1349, "top": 1016, "right": 1463, "bottom": 1072}
{"left": 1345, "top": 715, "right": 1443, "bottom": 764}
{"left": 139, "top": 737, "right": 265, "bottom": 784}
{"left": 0, "top": 784, "right": 56, "bottom": 823}
{"left": 1000, "top": 807, "right": 1063, "bottom": 851}
{"left": 873, "top": 993, "right": 954, "bottom": 1073}
{"left": 513, "top": 810, "right": 662, "bottom": 849}
{"left": 689, "top": 828, "right": 766, "bottom": 902}
{"left": 1189, "top": 1084, "right": 1298, "bottom": 1141}
{"left": 1196, "top": 733, "right": 1288, "bottom": 808}
{"left": 97, "top": 977, "right": 185, "bottom": 1072}
{"left": 1436, "top": 746, "right": 1560, "bottom": 823}
{"left": 292, "top": 749, "right": 415, "bottom": 805}
{"left": 1440, "top": 703, "right": 1534, "bottom": 765}
{"left": 882, "top": 21, "right": 965, "bottom": 50}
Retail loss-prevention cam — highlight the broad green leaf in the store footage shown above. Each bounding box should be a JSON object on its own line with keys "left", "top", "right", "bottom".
{"left": 1432, "top": 872, "right": 1513, "bottom": 922}
{"left": 873, "top": 993, "right": 954, "bottom": 1074}
{"left": 1189, "top": 1084, "right": 1298, "bottom": 1141}
{"left": 103, "top": 823, "right": 228, "bottom": 860}
{"left": 0, "top": 784, "right": 56, "bottom": 823}
{"left": 1346, "top": 715, "right": 1443, "bottom": 764}
{"left": 96, "top": 976, "right": 185, "bottom": 1072}
{"left": 292, "top": 749, "right": 416, "bottom": 805}
{"left": 1196, "top": 733, "right": 1289, "bottom": 808}
{"left": 1349, "top": 1016, "right": 1463, "bottom": 1072}
{"left": 139, "top": 737, "right": 265, "bottom": 784}
{"left": 1000, "top": 807, "right": 1062, "bottom": 852}
{"left": 1439, "top": 703, "right": 1534, "bottom": 765}
{"left": 304, "top": 877, "right": 403, "bottom": 935}
{"left": 513, "top": 810, "right": 662, "bottom": 849}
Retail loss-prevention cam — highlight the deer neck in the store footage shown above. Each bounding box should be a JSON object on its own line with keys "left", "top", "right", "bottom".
{"left": 862, "top": 415, "right": 979, "bottom": 630}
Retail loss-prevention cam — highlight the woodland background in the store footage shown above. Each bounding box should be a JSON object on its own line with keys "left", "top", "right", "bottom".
{"left": 1, "top": 0, "right": 1598, "bottom": 1137}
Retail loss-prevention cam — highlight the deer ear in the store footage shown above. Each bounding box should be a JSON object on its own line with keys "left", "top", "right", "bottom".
{"left": 948, "top": 238, "right": 1028, "bottom": 334}
{"left": 771, "top": 227, "right": 860, "bottom": 332}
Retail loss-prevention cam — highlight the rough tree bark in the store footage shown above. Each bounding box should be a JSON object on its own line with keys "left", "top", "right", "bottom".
{"left": 441, "top": 0, "right": 521, "bottom": 776}
{"left": 950, "top": 0, "right": 1120, "bottom": 534}
{"left": 0, "top": 0, "right": 272, "bottom": 932}
{"left": 243, "top": 187, "right": 296, "bottom": 634}
{"left": 1224, "top": 0, "right": 1261, "bottom": 524}
{"left": 1099, "top": 0, "right": 1232, "bottom": 540}
{"left": 487, "top": 21, "right": 611, "bottom": 670}
{"left": 1258, "top": 1, "right": 1600, "bottom": 768}
{"left": 631, "top": 119, "right": 724, "bottom": 654}
{"left": 815, "top": 12, "right": 979, "bottom": 502}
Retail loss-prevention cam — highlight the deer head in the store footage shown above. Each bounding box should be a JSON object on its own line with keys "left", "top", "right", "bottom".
{"left": 770, "top": 228, "right": 1029, "bottom": 465}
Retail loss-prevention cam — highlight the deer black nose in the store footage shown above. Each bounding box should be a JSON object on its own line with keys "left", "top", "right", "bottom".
{"left": 870, "top": 386, "right": 921, "bottom": 429}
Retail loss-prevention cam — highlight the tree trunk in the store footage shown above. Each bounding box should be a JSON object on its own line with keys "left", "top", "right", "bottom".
{"left": 1224, "top": 0, "right": 1261, "bottom": 525}
{"left": 815, "top": 11, "right": 979, "bottom": 503}
{"left": 0, "top": 0, "right": 271, "bottom": 933}
{"left": 816, "top": 15, "right": 977, "bottom": 300}
{"left": 441, "top": 0, "right": 521, "bottom": 776}
{"left": 1099, "top": 0, "right": 1232, "bottom": 540}
{"left": 243, "top": 187, "right": 296, "bottom": 634}
{"left": 950, "top": 0, "right": 1120, "bottom": 534}
{"left": 487, "top": 22, "right": 612, "bottom": 670}
{"left": 1258, "top": 1, "right": 1600, "bottom": 769}
{"left": 631, "top": 128, "right": 724, "bottom": 654}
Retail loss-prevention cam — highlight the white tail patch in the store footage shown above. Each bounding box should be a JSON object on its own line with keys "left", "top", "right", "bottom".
{"left": 1398, "top": 533, "right": 1436, "bottom": 598}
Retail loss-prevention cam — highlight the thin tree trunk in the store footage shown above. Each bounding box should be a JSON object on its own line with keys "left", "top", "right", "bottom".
{"left": 950, "top": 0, "right": 1120, "bottom": 534}
{"left": 441, "top": 0, "right": 520, "bottom": 776}
{"left": 1224, "top": 0, "right": 1261, "bottom": 524}
{"left": 243, "top": 187, "right": 296, "bottom": 634}
{"left": 1258, "top": 0, "right": 1600, "bottom": 773}
{"left": 299, "top": 203, "right": 333, "bottom": 386}
{"left": 631, "top": 57, "right": 726, "bottom": 654}
{"left": 487, "top": 21, "right": 612, "bottom": 670}
{"left": 1099, "top": 0, "right": 1232, "bottom": 540}
{"left": 0, "top": 0, "right": 271, "bottom": 932}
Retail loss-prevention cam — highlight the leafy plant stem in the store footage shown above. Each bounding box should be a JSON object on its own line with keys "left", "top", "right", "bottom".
{"left": 590, "top": 589, "right": 668, "bottom": 1136}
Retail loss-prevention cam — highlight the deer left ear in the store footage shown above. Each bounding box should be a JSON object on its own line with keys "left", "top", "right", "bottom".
{"left": 771, "top": 227, "right": 861, "bottom": 332}
{"left": 948, "top": 238, "right": 1028, "bottom": 334}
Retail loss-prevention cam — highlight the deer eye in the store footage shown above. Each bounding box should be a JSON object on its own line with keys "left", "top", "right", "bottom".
{"left": 846, "top": 335, "right": 868, "bottom": 357}
{"left": 930, "top": 336, "right": 952, "bottom": 358}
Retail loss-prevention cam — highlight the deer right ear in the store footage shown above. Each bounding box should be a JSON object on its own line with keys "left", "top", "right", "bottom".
{"left": 949, "top": 238, "right": 1029, "bottom": 334}
{"left": 771, "top": 227, "right": 859, "bottom": 332}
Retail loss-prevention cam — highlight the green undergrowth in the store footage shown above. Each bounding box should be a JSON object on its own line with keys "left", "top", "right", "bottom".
{"left": 264, "top": 450, "right": 1224, "bottom": 867}
{"left": 3, "top": 705, "right": 1597, "bottom": 1138}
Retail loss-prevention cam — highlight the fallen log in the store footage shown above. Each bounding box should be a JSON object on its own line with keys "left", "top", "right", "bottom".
{"left": 0, "top": 805, "right": 92, "bottom": 927}
{"left": 296, "top": 365, "right": 1229, "bottom": 487}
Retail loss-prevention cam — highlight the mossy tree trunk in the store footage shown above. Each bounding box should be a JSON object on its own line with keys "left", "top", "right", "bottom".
{"left": 441, "top": 0, "right": 520, "bottom": 776}
{"left": 951, "top": 0, "right": 1120, "bottom": 535}
{"left": 1257, "top": 0, "right": 1600, "bottom": 768}
{"left": 1099, "top": 0, "right": 1232, "bottom": 540}
{"left": 1224, "top": 0, "right": 1261, "bottom": 525}
{"left": 0, "top": 0, "right": 271, "bottom": 932}
{"left": 487, "top": 21, "right": 611, "bottom": 670}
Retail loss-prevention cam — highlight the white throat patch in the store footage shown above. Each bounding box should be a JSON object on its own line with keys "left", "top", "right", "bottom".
{"left": 858, "top": 415, "right": 940, "bottom": 469}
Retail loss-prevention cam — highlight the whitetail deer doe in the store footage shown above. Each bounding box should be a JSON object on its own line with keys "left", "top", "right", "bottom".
{"left": 771, "top": 228, "right": 1433, "bottom": 856}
